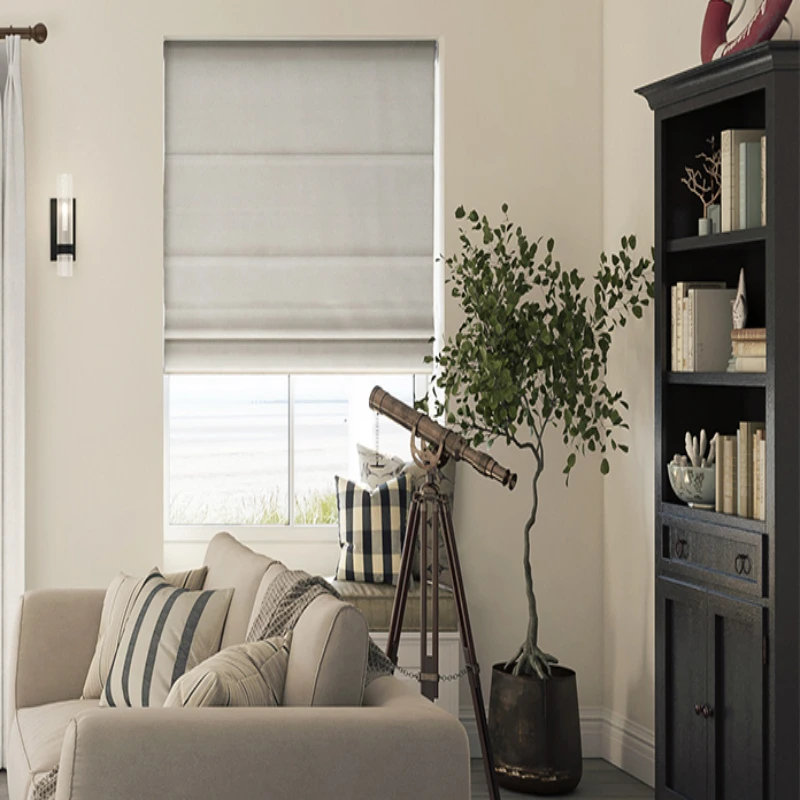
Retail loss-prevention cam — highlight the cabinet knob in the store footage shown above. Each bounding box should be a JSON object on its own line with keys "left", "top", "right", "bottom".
{"left": 694, "top": 703, "right": 703, "bottom": 716}
{"left": 702, "top": 704, "right": 714, "bottom": 719}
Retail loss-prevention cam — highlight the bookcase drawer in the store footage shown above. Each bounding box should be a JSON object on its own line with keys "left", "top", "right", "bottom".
{"left": 661, "top": 520, "right": 764, "bottom": 597}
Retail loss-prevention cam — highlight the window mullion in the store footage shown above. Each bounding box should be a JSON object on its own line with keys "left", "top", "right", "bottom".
{"left": 288, "top": 374, "right": 295, "bottom": 526}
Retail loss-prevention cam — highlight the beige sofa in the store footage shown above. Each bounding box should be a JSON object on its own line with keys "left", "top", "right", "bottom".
{"left": 7, "top": 533, "right": 469, "bottom": 800}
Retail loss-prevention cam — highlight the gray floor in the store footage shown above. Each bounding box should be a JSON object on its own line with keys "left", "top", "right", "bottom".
{"left": 0, "top": 761, "right": 652, "bottom": 799}
{"left": 471, "top": 759, "right": 653, "bottom": 799}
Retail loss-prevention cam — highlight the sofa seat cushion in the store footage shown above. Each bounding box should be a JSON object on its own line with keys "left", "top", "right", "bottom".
{"left": 9, "top": 699, "right": 97, "bottom": 800}
{"left": 327, "top": 578, "right": 458, "bottom": 632}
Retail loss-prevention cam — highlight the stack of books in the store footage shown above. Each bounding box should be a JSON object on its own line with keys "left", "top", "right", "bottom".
{"left": 728, "top": 328, "right": 766, "bottom": 373}
{"left": 714, "top": 422, "right": 766, "bottom": 521}
{"left": 671, "top": 283, "right": 736, "bottom": 372}
{"left": 721, "top": 128, "right": 766, "bottom": 232}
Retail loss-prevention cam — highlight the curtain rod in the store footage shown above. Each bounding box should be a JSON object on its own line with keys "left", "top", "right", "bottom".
{"left": 0, "top": 24, "right": 47, "bottom": 43}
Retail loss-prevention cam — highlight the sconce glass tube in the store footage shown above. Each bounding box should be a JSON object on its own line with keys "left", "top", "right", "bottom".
{"left": 51, "top": 173, "right": 76, "bottom": 277}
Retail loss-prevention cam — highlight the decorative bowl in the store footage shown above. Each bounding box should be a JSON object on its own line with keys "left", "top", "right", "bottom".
{"left": 667, "top": 464, "right": 716, "bottom": 508}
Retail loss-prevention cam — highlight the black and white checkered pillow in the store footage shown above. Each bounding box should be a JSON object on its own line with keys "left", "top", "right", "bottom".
{"left": 335, "top": 474, "right": 409, "bottom": 584}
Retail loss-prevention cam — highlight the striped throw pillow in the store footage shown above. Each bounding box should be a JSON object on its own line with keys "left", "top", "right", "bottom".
{"left": 82, "top": 567, "right": 208, "bottom": 699}
{"left": 100, "top": 570, "right": 233, "bottom": 708}
{"left": 334, "top": 474, "right": 409, "bottom": 584}
{"left": 164, "top": 634, "right": 291, "bottom": 708}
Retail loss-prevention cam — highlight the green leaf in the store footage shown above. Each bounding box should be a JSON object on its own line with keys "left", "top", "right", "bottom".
{"left": 455, "top": 206, "right": 466, "bottom": 219}
{"left": 469, "top": 210, "right": 479, "bottom": 223}
{"left": 501, "top": 203, "right": 509, "bottom": 214}
{"left": 600, "top": 458, "right": 610, "bottom": 475}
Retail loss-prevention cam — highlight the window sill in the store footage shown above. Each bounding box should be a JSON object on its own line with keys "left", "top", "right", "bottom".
{"left": 165, "top": 525, "right": 338, "bottom": 545}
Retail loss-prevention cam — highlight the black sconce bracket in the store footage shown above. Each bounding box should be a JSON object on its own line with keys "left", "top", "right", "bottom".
{"left": 50, "top": 198, "right": 77, "bottom": 261}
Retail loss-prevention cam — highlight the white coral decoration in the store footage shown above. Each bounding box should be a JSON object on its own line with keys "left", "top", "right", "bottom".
{"left": 732, "top": 268, "right": 748, "bottom": 330}
{"left": 677, "top": 430, "right": 716, "bottom": 468}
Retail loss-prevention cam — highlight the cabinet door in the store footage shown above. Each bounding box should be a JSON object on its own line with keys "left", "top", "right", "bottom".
{"left": 707, "top": 592, "right": 765, "bottom": 800}
{"left": 658, "top": 578, "right": 709, "bottom": 800}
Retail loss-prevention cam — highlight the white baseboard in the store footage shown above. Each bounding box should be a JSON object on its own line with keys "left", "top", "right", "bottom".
{"left": 460, "top": 705, "right": 654, "bottom": 788}
{"left": 600, "top": 709, "right": 655, "bottom": 787}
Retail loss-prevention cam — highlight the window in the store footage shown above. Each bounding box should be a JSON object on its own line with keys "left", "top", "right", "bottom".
{"left": 163, "top": 42, "right": 438, "bottom": 541}
{"left": 167, "top": 374, "right": 419, "bottom": 530}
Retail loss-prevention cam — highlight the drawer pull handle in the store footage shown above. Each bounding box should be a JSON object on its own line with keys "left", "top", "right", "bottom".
{"left": 676, "top": 538, "right": 689, "bottom": 560}
{"left": 735, "top": 554, "right": 752, "bottom": 576}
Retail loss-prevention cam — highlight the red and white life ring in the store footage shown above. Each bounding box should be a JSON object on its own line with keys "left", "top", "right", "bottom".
{"left": 702, "top": 0, "right": 795, "bottom": 63}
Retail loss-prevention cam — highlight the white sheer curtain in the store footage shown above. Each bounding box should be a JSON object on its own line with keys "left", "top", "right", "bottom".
{"left": 0, "top": 35, "right": 26, "bottom": 767}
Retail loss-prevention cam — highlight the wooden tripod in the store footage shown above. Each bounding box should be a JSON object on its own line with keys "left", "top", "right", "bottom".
{"left": 385, "top": 467, "right": 501, "bottom": 800}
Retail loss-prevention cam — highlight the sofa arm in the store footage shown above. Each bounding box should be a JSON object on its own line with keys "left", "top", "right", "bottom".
{"left": 10, "top": 590, "right": 103, "bottom": 714}
{"left": 56, "top": 683, "right": 470, "bottom": 800}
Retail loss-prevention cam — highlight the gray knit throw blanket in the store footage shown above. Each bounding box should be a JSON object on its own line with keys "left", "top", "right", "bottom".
{"left": 247, "top": 569, "right": 395, "bottom": 686}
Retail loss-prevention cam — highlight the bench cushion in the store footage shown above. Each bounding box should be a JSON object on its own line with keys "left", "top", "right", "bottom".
{"left": 328, "top": 579, "right": 458, "bottom": 632}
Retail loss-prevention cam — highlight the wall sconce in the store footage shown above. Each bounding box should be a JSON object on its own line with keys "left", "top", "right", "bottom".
{"left": 50, "top": 174, "right": 76, "bottom": 277}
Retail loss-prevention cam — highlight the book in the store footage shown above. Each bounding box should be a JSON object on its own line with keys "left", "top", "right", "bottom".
{"left": 738, "top": 422, "right": 765, "bottom": 518}
{"left": 753, "top": 432, "right": 760, "bottom": 522}
{"left": 751, "top": 429, "right": 767, "bottom": 522}
{"left": 673, "top": 281, "right": 726, "bottom": 372}
{"left": 757, "top": 431, "right": 766, "bottom": 522}
{"left": 721, "top": 434, "right": 737, "bottom": 515}
{"left": 732, "top": 327, "right": 766, "bottom": 342}
{"left": 732, "top": 356, "right": 767, "bottom": 373}
{"left": 740, "top": 141, "right": 763, "bottom": 230}
{"left": 761, "top": 135, "right": 767, "bottom": 227}
{"left": 732, "top": 340, "right": 766, "bottom": 358}
{"left": 671, "top": 286, "right": 678, "bottom": 371}
{"left": 684, "top": 294, "right": 693, "bottom": 372}
{"left": 715, "top": 436, "right": 725, "bottom": 513}
{"left": 691, "top": 287, "right": 737, "bottom": 372}
{"left": 721, "top": 129, "right": 766, "bottom": 232}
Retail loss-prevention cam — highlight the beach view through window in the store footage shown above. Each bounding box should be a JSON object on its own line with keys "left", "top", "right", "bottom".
{"left": 168, "top": 374, "right": 417, "bottom": 526}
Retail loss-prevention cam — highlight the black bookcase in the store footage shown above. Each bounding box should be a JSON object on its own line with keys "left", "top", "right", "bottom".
{"left": 638, "top": 43, "right": 800, "bottom": 800}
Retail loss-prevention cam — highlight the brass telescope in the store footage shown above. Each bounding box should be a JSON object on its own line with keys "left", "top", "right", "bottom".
{"left": 368, "top": 386, "right": 517, "bottom": 490}
{"left": 370, "top": 384, "right": 511, "bottom": 800}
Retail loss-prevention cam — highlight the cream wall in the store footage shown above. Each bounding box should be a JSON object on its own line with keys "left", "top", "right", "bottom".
{"left": 13, "top": 0, "right": 606, "bottom": 709}
{"left": 601, "top": 0, "right": 703, "bottom": 740}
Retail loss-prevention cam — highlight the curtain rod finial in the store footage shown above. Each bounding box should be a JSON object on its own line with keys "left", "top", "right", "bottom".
{"left": 32, "top": 23, "right": 47, "bottom": 43}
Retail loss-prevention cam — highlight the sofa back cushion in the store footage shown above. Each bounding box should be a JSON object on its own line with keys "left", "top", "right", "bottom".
{"left": 203, "top": 533, "right": 276, "bottom": 647}
{"left": 283, "top": 593, "right": 368, "bottom": 707}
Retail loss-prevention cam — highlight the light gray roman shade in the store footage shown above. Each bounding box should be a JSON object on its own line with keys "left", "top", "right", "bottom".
{"left": 164, "top": 41, "right": 436, "bottom": 373}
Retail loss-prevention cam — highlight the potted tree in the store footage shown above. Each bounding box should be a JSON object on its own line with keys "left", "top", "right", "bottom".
{"left": 427, "top": 205, "right": 653, "bottom": 795}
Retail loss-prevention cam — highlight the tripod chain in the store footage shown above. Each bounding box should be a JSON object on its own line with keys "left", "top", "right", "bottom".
{"left": 394, "top": 663, "right": 475, "bottom": 683}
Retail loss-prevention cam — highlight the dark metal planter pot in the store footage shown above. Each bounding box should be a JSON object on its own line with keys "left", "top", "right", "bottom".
{"left": 488, "top": 663, "right": 583, "bottom": 795}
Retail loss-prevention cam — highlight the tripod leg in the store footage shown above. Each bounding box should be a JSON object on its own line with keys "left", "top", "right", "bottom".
{"left": 439, "top": 500, "right": 501, "bottom": 800}
{"left": 386, "top": 495, "right": 421, "bottom": 665}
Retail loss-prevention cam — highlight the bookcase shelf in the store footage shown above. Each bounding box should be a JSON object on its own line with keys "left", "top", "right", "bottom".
{"left": 666, "top": 227, "right": 766, "bottom": 253}
{"left": 666, "top": 371, "right": 766, "bottom": 387}
{"left": 638, "top": 42, "right": 800, "bottom": 800}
